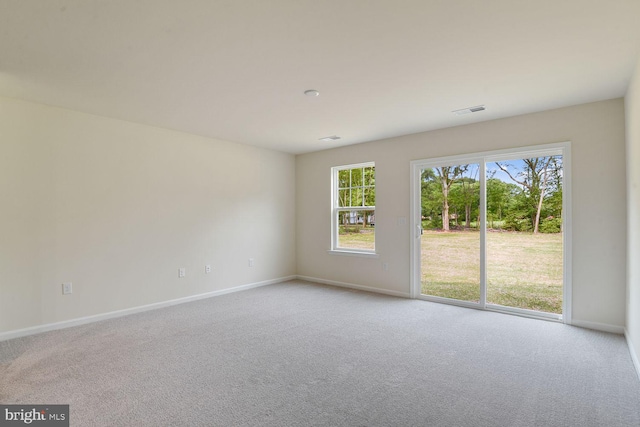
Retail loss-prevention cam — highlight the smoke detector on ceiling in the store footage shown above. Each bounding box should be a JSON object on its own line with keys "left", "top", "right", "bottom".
{"left": 452, "top": 105, "right": 486, "bottom": 115}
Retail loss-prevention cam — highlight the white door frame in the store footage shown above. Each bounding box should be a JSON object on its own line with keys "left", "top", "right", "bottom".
{"left": 409, "top": 142, "right": 572, "bottom": 323}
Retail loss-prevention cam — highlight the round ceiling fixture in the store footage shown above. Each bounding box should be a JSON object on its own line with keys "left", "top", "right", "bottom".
{"left": 304, "top": 89, "right": 320, "bottom": 97}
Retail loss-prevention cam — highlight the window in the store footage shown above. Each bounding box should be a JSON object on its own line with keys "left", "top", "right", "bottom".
{"left": 331, "top": 162, "right": 376, "bottom": 254}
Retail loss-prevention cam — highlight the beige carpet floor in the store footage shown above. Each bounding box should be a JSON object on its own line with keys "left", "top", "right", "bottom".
{"left": 1, "top": 280, "right": 639, "bottom": 426}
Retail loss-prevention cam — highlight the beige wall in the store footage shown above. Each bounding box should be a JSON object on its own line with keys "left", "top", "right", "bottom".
{"left": 0, "top": 94, "right": 630, "bottom": 336}
{"left": 626, "top": 57, "right": 640, "bottom": 364}
{"left": 296, "top": 99, "right": 627, "bottom": 328}
{"left": 0, "top": 96, "right": 296, "bottom": 334}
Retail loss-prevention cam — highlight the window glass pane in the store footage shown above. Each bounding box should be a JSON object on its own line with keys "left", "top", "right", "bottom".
{"left": 337, "top": 210, "right": 375, "bottom": 250}
{"left": 338, "top": 189, "right": 350, "bottom": 208}
{"left": 486, "top": 155, "right": 563, "bottom": 314}
{"left": 364, "top": 188, "right": 375, "bottom": 206}
{"left": 351, "top": 168, "right": 363, "bottom": 188}
{"left": 350, "top": 188, "right": 363, "bottom": 207}
{"left": 364, "top": 166, "right": 375, "bottom": 186}
{"left": 338, "top": 170, "right": 350, "bottom": 188}
{"left": 421, "top": 164, "right": 480, "bottom": 302}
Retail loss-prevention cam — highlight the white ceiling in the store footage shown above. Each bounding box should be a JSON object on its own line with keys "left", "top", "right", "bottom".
{"left": 1, "top": 1, "right": 639, "bottom": 154}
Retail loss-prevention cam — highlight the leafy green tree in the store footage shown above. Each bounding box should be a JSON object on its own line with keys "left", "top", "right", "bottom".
{"left": 434, "top": 165, "right": 469, "bottom": 231}
{"left": 495, "top": 156, "right": 562, "bottom": 233}
{"left": 421, "top": 168, "right": 443, "bottom": 229}
{"left": 337, "top": 166, "right": 375, "bottom": 231}
{"left": 486, "top": 177, "right": 521, "bottom": 228}
{"left": 361, "top": 166, "right": 375, "bottom": 228}
{"left": 458, "top": 167, "right": 479, "bottom": 228}
{"left": 486, "top": 178, "right": 506, "bottom": 227}
{"left": 450, "top": 177, "right": 479, "bottom": 229}
{"left": 543, "top": 156, "right": 563, "bottom": 219}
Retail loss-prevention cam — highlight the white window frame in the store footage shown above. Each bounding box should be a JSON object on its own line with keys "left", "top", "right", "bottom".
{"left": 410, "top": 142, "right": 572, "bottom": 323}
{"left": 329, "top": 161, "right": 378, "bottom": 257}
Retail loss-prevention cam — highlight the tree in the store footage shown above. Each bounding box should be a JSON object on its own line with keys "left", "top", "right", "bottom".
{"left": 362, "top": 166, "right": 376, "bottom": 228}
{"left": 544, "top": 156, "right": 563, "bottom": 222}
{"left": 458, "top": 166, "right": 479, "bottom": 228}
{"left": 486, "top": 177, "right": 506, "bottom": 227}
{"left": 495, "top": 156, "right": 561, "bottom": 233}
{"left": 434, "top": 165, "right": 469, "bottom": 231}
{"left": 449, "top": 177, "right": 480, "bottom": 229}
{"left": 421, "top": 168, "right": 442, "bottom": 229}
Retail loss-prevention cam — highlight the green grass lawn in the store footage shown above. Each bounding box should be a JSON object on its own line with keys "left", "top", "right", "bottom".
{"left": 338, "top": 226, "right": 375, "bottom": 250}
{"left": 339, "top": 229, "right": 563, "bottom": 314}
{"left": 422, "top": 230, "right": 562, "bottom": 313}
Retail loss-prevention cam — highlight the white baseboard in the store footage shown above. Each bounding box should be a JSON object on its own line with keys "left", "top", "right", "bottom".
{"left": 0, "top": 275, "right": 295, "bottom": 342}
{"left": 296, "top": 275, "right": 411, "bottom": 298}
{"left": 571, "top": 319, "right": 625, "bottom": 334}
{"left": 625, "top": 328, "right": 640, "bottom": 381}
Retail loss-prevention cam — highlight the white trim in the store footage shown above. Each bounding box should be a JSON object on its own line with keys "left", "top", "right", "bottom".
{"left": 332, "top": 161, "right": 375, "bottom": 171}
{"left": 335, "top": 206, "right": 376, "bottom": 212}
{"left": 418, "top": 294, "right": 481, "bottom": 310}
{"left": 327, "top": 249, "right": 379, "bottom": 258}
{"left": 297, "top": 275, "right": 411, "bottom": 298}
{"left": 412, "top": 142, "right": 567, "bottom": 168}
{"left": 409, "top": 163, "right": 421, "bottom": 298}
{"left": 486, "top": 304, "right": 562, "bottom": 322}
{"left": 571, "top": 319, "right": 625, "bottom": 334}
{"left": 331, "top": 162, "right": 377, "bottom": 254}
{"left": 419, "top": 294, "right": 564, "bottom": 323}
{"left": 625, "top": 329, "right": 640, "bottom": 381}
{"left": 409, "top": 141, "right": 572, "bottom": 322}
{"left": 479, "top": 160, "right": 487, "bottom": 308}
{"left": 0, "top": 275, "right": 295, "bottom": 342}
{"left": 561, "top": 142, "right": 573, "bottom": 324}
{"left": 418, "top": 294, "right": 564, "bottom": 324}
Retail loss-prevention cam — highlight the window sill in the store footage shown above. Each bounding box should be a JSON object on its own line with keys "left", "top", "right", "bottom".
{"left": 327, "top": 249, "right": 379, "bottom": 259}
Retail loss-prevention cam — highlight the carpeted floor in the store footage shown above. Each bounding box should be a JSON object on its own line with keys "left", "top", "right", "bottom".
{"left": 1, "top": 280, "right": 639, "bottom": 426}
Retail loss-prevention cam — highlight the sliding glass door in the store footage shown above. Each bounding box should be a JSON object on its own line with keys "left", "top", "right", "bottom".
{"left": 410, "top": 143, "right": 570, "bottom": 321}
{"left": 485, "top": 155, "right": 564, "bottom": 315}
{"left": 420, "top": 163, "right": 481, "bottom": 303}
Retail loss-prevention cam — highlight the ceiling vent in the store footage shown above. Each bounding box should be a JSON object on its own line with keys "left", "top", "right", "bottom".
{"left": 453, "top": 105, "right": 486, "bottom": 115}
{"left": 319, "top": 135, "right": 341, "bottom": 142}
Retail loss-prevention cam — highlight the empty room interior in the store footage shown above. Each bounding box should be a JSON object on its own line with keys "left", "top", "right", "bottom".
{"left": 2, "top": 1, "right": 640, "bottom": 426}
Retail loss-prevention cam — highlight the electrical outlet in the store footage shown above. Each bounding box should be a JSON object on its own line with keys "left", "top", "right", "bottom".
{"left": 178, "top": 268, "right": 186, "bottom": 278}
{"left": 205, "top": 264, "right": 212, "bottom": 274}
{"left": 248, "top": 258, "right": 254, "bottom": 267}
{"left": 62, "top": 282, "right": 72, "bottom": 295}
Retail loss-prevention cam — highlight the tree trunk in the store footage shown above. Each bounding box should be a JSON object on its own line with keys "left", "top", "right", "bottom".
{"left": 442, "top": 181, "right": 450, "bottom": 231}
{"left": 465, "top": 204, "right": 471, "bottom": 229}
{"left": 442, "top": 202, "right": 449, "bottom": 231}
{"left": 533, "top": 157, "right": 553, "bottom": 234}
{"left": 533, "top": 190, "right": 544, "bottom": 233}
